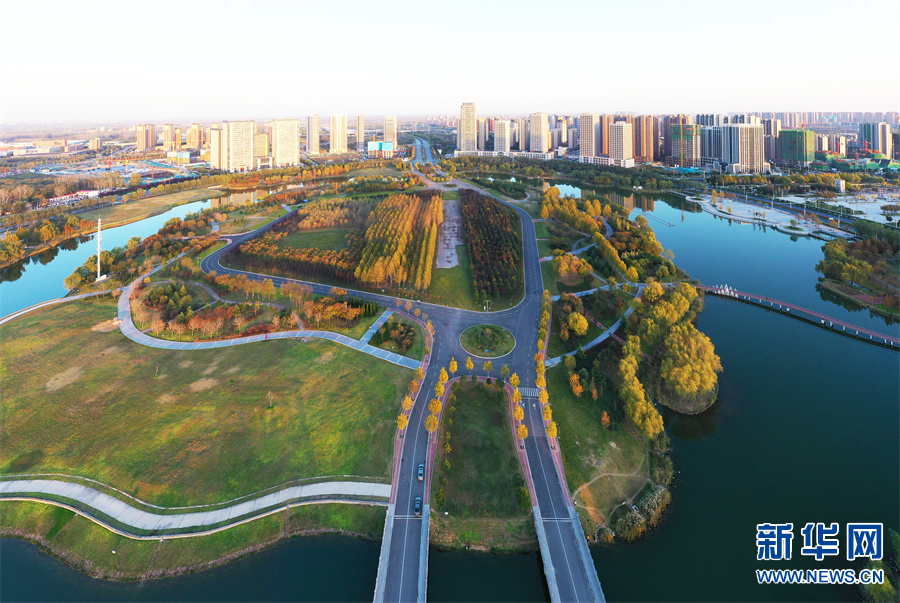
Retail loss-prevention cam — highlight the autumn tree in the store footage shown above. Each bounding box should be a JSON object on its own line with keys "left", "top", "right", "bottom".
{"left": 543, "top": 405, "right": 552, "bottom": 422}
{"left": 466, "top": 356, "right": 474, "bottom": 375}
{"left": 483, "top": 360, "right": 492, "bottom": 374}
{"left": 601, "top": 411, "right": 610, "bottom": 428}
{"left": 500, "top": 365, "right": 510, "bottom": 381}
{"left": 536, "top": 374, "right": 546, "bottom": 388}
{"left": 568, "top": 312, "right": 589, "bottom": 337}
{"left": 425, "top": 413, "right": 439, "bottom": 433}
{"left": 514, "top": 405, "right": 525, "bottom": 422}
{"left": 546, "top": 422, "right": 558, "bottom": 438}
{"left": 517, "top": 424, "right": 529, "bottom": 440}
{"left": 510, "top": 373, "right": 520, "bottom": 389}
{"left": 429, "top": 398, "right": 443, "bottom": 415}
{"left": 397, "top": 414, "right": 409, "bottom": 430}
{"left": 513, "top": 390, "right": 522, "bottom": 404}
{"left": 538, "top": 390, "right": 549, "bottom": 405}
{"left": 620, "top": 335, "right": 664, "bottom": 440}
{"left": 402, "top": 395, "right": 414, "bottom": 413}
{"left": 434, "top": 382, "right": 445, "bottom": 398}
{"left": 449, "top": 357, "right": 458, "bottom": 376}
{"left": 439, "top": 367, "right": 449, "bottom": 385}
{"left": 409, "top": 380, "right": 420, "bottom": 395}
{"left": 660, "top": 323, "right": 723, "bottom": 398}
{"left": 569, "top": 373, "right": 584, "bottom": 397}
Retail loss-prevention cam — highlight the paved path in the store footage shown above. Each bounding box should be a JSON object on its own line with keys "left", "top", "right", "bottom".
{"left": 0, "top": 478, "right": 389, "bottom": 538}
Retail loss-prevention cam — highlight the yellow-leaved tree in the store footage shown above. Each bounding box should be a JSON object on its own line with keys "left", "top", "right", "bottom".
{"left": 546, "top": 422, "right": 558, "bottom": 438}
{"left": 619, "top": 335, "right": 664, "bottom": 440}
{"left": 510, "top": 373, "right": 520, "bottom": 389}
{"left": 517, "top": 424, "right": 529, "bottom": 440}
{"left": 397, "top": 414, "right": 409, "bottom": 430}
{"left": 514, "top": 405, "right": 525, "bottom": 422}
{"left": 660, "top": 323, "right": 722, "bottom": 397}
{"left": 449, "top": 357, "right": 457, "bottom": 376}
{"left": 429, "top": 398, "right": 443, "bottom": 415}
{"left": 402, "top": 395, "right": 414, "bottom": 412}
{"left": 424, "top": 414, "right": 438, "bottom": 432}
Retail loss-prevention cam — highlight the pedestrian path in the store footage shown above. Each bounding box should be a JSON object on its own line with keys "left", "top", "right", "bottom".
{"left": 545, "top": 307, "right": 634, "bottom": 367}
{"left": 0, "top": 478, "right": 390, "bottom": 538}
{"left": 360, "top": 310, "right": 393, "bottom": 345}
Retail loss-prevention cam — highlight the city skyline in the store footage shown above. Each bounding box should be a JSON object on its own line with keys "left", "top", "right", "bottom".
{"left": 1, "top": 0, "right": 898, "bottom": 124}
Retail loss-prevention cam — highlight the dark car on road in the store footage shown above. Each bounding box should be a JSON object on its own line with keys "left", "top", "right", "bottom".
{"left": 414, "top": 497, "right": 422, "bottom": 516}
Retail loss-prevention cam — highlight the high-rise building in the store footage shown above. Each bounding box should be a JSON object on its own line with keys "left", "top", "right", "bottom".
{"left": 696, "top": 114, "right": 726, "bottom": 126}
{"left": 495, "top": 119, "right": 511, "bottom": 153}
{"left": 307, "top": 115, "right": 320, "bottom": 155}
{"left": 458, "top": 102, "right": 477, "bottom": 152}
{"left": 477, "top": 118, "right": 487, "bottom": 150}
{"left": 558, "top": 125, "right": 568, "bottom": 146}
{"left": 579, "top": 113, "right": 600, "bottom": 157}
{"left": 187, "top": 123, "right": 202, "bottom": 149}
{"left": 210, "top": 121, "right": 257, "bottom": 171}
{"left": 721, "top": 123, "right": 765, "bottom": 173}
{"left": 330, "top": 115, "right": 347, "bottom": 154}
{"left": 530, "top": 112, "right": 550, "bottom": 153}
{"left": 568, "top": 127, "right": 578, "bottom": 149}
{"left": 858, "top": 122, "right": 893, "bottom": 157}
{"left": 829, "top": 134, "right": 847, "bottom": 157}
{"left": 634, "top": 115, "right": 655, "bottom": 163}
{"left": 383, "top": 115, "right": 397, "bottom": 145}
{"left": 779, "top": 129, "right": 815, "bottom": 167}
{"left": 89, "top": 138, "right": 102, "bottom": 151}
{"left": 598, "top": 114, "right": 612, "bottom": 155}
{"left": 816, "top": 134, "right": 829, "bottom": 152}
{"left": 162, "top": 124, "right": 175, "bottom": 151}
{"left": 700, "top": 126, "right": 724, "bottom": 165}
{"left": 136, "top": 124, "right": 156, "bottom": 151}
{"left": 173, "top": 128, "right": 183, "bottom": 151}
{"left": 668, "top": 123, "right": 701, "bottom": 167}
{"left": 663, "top": 114, "right": 693, "bottom": 159}
{"left": 271, "top": 119, "right": 301, "bottom": 167}
{"left": 516, "top": 117, "right": 529, "bottom": 151}
{"left": 254, "top": 132, "right": 269, "bottom": 158}
{"left": 609, "top": 121, "right": 634, "bottom": 167}
{"left": 357, "top": 115, "right": 366, "bottom": 152}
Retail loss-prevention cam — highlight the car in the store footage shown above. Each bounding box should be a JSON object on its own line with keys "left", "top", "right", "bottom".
{"left": 417, "top": 464, "right": 425, "bottom": 481}
{"left": 414, "top": 497, "right": 422, "bottom": 516}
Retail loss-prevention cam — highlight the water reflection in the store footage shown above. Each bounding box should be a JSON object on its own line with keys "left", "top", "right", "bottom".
{"left": 662, "top": 400, "right": 720, "bottom": 442}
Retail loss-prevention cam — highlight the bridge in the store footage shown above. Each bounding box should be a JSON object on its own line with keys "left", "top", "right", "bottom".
{"left": 698, "top": 285, "right": 900, "bottom": 348}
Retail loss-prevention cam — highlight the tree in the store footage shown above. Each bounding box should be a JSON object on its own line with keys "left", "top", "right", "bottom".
{"left": 546, "top": 422, "right": 558, "bottom": 439}
{"left": 439, "top": 367, "right": 449, "bottom": 385}
{"left": 564, "top": 355, "right": 576, "bottom": 372}
{"left": 660, "top": 323, "right": 722, "bottom": 397}
{"left": 500, "top": 365, "right": 510, "bottom": 381}
{"left": 425, "top": 414, "right": 439, "bottom": 432}
{"left": 483, "top": 360, "right": 492, "bottom": 374}
{"left": 569, "top": 373, "right": 584, "bottom": 397}
{"left": 543, "top": 405, "right": 552, "bottom": 422}
{"left": 429, "top": 398, "right": 443, "bottom": 415}
{"left": 449, "top": 357, "right": 458, "bottom": 376}
{"left": 513, "top": 390, "right": 522, "bottom": 404}
{"left": 517, "top": 424, "right": 529, "bottom": 440}
{"left": 601, "top": 411, "right": 610, "bottom": 428}
{"left": 466, "top": 356, "right": 474, "bottom": 375}
{"left": 397, "top": 414, "right": 409, "bottom": 430}
{"left": 402, "top": 395, "right": 414, "bottom": 412}
{"left": 409, "top": 380, "right": 420, "bottom": 395}
{"left": 536, "top": 374, "right": 546, "bottom": 388}
{"left": 434, "top": 382, "right": 445, "bottom": 398}
{"left": 414, "top": 366, "right": 425, "bottom": 381}
{"left": 405, "top": 299, "right": 413, "bottom": 312}
{"left": 510, "top": 373, "right": 520, "bottom": 389}
{"left": 514, "top": 406, "right": 525, "bottom": 422}
{"left": 539, "top": 390, "right": 549, "bottom": 405}
{"left": 626, "top": 266, "right": 639, "bottom": 282}
{"left": 414, "top": 308, "right": 421, "bottom": 317}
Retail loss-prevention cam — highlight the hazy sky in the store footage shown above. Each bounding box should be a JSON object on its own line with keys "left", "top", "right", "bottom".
{"left": 1, "top": 0, "right": 898, "bottom": 124}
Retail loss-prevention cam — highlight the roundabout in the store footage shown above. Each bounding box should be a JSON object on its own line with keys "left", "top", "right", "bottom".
{"left": 459, "top": 324, "right": 517, "bottom": 359}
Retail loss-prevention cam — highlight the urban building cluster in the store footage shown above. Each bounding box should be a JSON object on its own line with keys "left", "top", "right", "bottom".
{"left": 133, "top": 115, "right": 399, "bottom": 172}
{"left": 454, "top": 103, "right": 900, "bottom": 174}
{"left": 0, "top": 137, "right": 103, "bottom": 158}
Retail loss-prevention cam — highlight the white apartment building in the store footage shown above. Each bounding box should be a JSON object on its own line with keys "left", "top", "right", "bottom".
{"left": 721, "top": 123, "right": 766, "bottom": 173}
{"left": 458, "top": 102, "right": 477, "bottom": 152}
{"left": 495, "top": 119, "right": 511, "bottom": 153}
{"left": 271, "top": 119, "right": 301, "bottom": 167}
{"left": 383, "top": 115, "right": 397, "bottom": 145}
{"left": 609, "top": 121, "right": 635, "bottom": 167}
{"left": 330, "top": 115, "right": 347, "bottom": 154}
{"left": 307, "top": 115, "right": 320, "bottom": 155}
{"left": 530, "top": 112, "right": 550, "bottom": 153}
{"left": 210, "top": 120, "right": 257, "bottom": 171}
{"left": 357, "top": 114, "right": 366, "bottom": 151}
{"left": 578, "top": 113, "right": 599, "bottom": 157}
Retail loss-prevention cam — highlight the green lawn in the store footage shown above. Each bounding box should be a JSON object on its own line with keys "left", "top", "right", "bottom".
{"left": 196, "top": 241, "right": 226, "bottom": 262}
{"left": 0, "top": 299, "right": 410, "bottom": 506}
{"left": 368, "top": 315, "right": 425, "bottom": 360}
{"left": 0, "top": 500, "right": 385, "bottom": 580}
{"left": 348, "top": 166, "right": 403, "bottom": 178}
{"left": 441, "top": 190, "right": 460, "bottom": 200}
{"left": 217, "top": 212, "right": 284, "bottom": 235}
{"left": 430, "top": 245, "right": 479, "bottom": 310}
{"left": 432, "top": 382, "right": 528, "bottom": 518}
{"left": 79, "top": 189, "right": 224, "bottom": 225}
{"left": 534, "top": 221, "right": 551, "bottom": 239}
{"left": 508, "top": 201, "right": 539, "bottom": 219}
{"left": 460, "top": 324, "right": 516, "bottom": 358}
{"left": 546, "top": 365, "right": 649, "bottom": 534}
{"left": 278, "top": 228, "right": 353, "bottom": 252}
{"left": 546, "top": 301, "right": 604, "bottom": 359}
{"left": 540, "top": 261, "right": 559, "bottom": 295}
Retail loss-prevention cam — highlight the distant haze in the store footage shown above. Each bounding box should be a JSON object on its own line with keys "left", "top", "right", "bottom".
{"left": 1, "top": 0, "right": 898, "bottom": 124}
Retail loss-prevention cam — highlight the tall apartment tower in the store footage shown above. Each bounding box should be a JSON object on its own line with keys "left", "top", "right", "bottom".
{"left": 477, "top": 118, "right": 487, "bottom": 150}
{"left": 162, "top": 124, "right": 175, "bottom": 151}
{"left": 254, "top": 132, "right": 269, "bottom": 158}
{"left": 458, "top": 102, "right": 477, "bottom": 152}
{"left": 530, "top": 112, "right": 550, "bottom": 153}
{"left": 495, "top": 119, "right": 511, "bottom": 153}
{"left": 722, "top": 123, "right": 765, "bottom": 173}
{"left": 634, "top": 115, "right": 655, "bottom": 162}
{"left": 517, "top": 117, "right": 529, "bottom": 151}
{"left": 271, "top": 119, "right": 301, "bottom": 167}
{"left": 383, "top": 115, "right": 397, "bottom": 145}
{"left": 187, "top": 123, "right": 202, "bottom": 149}
{"left": 669, "top": 124, "right": 701, "bottom": 168}
{"left": 210, "top": 121, "right": 257, "bottom": 171}
{"left": 357, "top": 115, "right": 366, "bottom": 151}
{"left": 135, "top": 124, "right": 156, "bottom": 151}
{"left": 307, "top": 115, "right": 320, "bottom": 155}
{"left": 829, "top": 134, "right": 847, "bottom": 156}
{"left": 578, "top": 113, "right": 600, "bottom": 157}
{"left": 859, "top": 122, "right": 893, "bottom": 156}
{"left": 330, "top": 115, "right": 347, "bottom": 153}
{"left": 610, "top": 121, "right": 634, "bottom": 166}
{"left": 598, "top": 114, "right": 613, "bottom": 155}
{"left": 174, "top": 128, "right": 183, "bottom": 150}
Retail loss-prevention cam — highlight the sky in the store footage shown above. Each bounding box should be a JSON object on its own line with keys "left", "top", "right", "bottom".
{"left": 1, "top": 0, "right": 898, "bottom": 124}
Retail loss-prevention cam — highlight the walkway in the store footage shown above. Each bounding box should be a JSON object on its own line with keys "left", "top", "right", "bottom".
{"left": 698, "top": 284, "right": 900, "bottom": 346}
{"left": 0, "top": 478, "right": 389, "bottom": 538}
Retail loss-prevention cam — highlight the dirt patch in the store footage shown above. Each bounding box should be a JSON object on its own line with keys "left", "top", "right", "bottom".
{"left": 315, "top": 351, "right": 335, "bottom": 365}
{"left": 189, "top": 378, "right": 218, "bottom": 392}
{"left": 157, "top": 394, "right": 176, "bottom": 404}
{"left": 225, "top": 366, "right": 241, "bottom": 375}
{"left": 46, "top": 367, "right": 84, "bottom": 392}
{"left": 202, "top": 359, "right": 221, "bottom": 375}
{"left": 609, "top": 441, "right": 619, "bottom": 450}
{"left": 179, "top": 360, "right": 194, "bottom": 369}
{"left": 91, "top": 319, "right": 121, "bottom": 333}
{"left": 436, "top": 199, "right": 462, "bottom": 269}
{"left": 100, "top": 346, "right": 124, "bottom": 356}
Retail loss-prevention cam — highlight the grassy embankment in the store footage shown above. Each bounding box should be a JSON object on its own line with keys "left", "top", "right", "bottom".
{"left": 216, "top": 207, "right": 288, "bottom": 236}
{"left": 0, "top": 298, "right": 411, "bottom": 507}
{"left": 545, "top": 365, "right": 651, "bottom": 539}
{"left": 0, "top": 500, "right": 385, "bottom": 581}
{"left": 79, "top": 188, "right": 224, "bottom": 226}
{"left": 430, "top": 381, "right": 535, "bottom": 552}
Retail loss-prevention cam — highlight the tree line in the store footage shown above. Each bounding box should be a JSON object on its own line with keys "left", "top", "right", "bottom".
{"left": 459, "top": 189, "right": 522, "bottom": 299}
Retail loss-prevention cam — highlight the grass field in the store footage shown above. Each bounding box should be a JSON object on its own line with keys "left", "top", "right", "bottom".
{"left": 460, "top": 324, "right": 516, "bottom": 358}
{"left": 368, "top": 315, "right": 425, "bottom": 360}
{"left": 79, "top": 189, "right": 224, "bottom": 225}
{"left": 431, "top": 381, "right": 528, "bottom": 520}
{"left": 429, "top": 245, "right": 479, "bottom": 310}
{"left": 0, "top": 500, "right": 385, "bottom": 580}
{"left": 546, "top": 365, "right": 649, "bottom": 536}
{"left": 441, "top": 190, "right": 459, "bottom": 200}
{"left": 507, "top": 201, "right": 540, "bottom": 219}
{"left": 217, "top": 208, "right": 286, "bottom": 235}
{"left": 0, "top": 298, "right": 411, "bottom": 506}
{"left": 279, "top": 228, "right": 353, "bottom": 251}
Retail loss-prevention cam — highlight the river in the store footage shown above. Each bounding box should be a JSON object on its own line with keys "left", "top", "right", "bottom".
{"left": 2, "top": 191, "right": 897, "bottom": 601}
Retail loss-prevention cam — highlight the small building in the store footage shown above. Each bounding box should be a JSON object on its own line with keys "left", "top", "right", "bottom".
{"left": 367, "top": 141, "right": 394, "bottom": 158}
{"left": 834, "top": 178, "right": 846, "bottom": 192}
